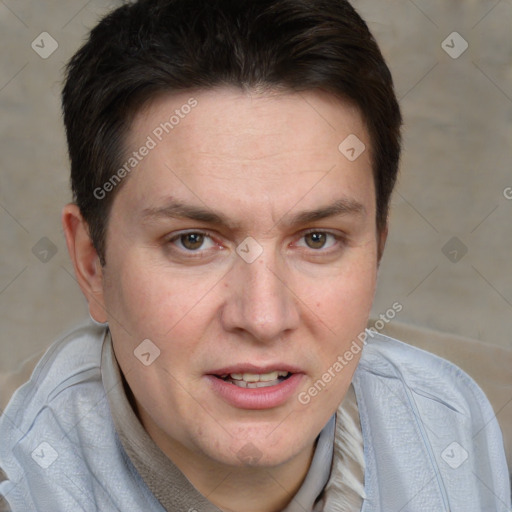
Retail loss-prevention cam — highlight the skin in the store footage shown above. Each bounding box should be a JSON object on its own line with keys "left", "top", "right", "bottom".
{"left": 63, "top": 87, "right": 387, "bottom": 512}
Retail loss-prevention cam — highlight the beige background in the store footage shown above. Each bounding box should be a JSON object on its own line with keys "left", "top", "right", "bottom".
{"left": 1, "top": 0, "right": 511, "bottom": 372}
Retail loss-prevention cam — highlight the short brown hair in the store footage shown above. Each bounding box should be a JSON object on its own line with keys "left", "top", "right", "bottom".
{"left": 62, "top": 0, "right": 402, "bottom": 264}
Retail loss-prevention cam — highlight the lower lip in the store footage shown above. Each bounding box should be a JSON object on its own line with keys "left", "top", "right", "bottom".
{"left": 206, "top": 374, "right": 304, "bottom": 410}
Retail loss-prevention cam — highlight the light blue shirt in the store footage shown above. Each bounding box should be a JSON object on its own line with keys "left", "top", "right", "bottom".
{"left": 0, "top": 323, "right": 510, "bottom": 511}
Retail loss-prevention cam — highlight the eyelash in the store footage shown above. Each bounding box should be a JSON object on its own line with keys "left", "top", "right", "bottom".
{"left": 166, "top": 229, "right": 346, "bottom": 257}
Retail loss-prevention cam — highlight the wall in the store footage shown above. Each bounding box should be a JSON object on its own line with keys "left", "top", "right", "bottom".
{"left": 0, "top": 0, "right": 511, "bottom": 371}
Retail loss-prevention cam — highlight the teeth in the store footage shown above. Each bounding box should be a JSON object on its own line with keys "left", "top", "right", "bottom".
{"left": 231, "top": 379, "right": 281, "bottom": 389}
{"left": 227, "top": 370, "right": 289, "bottom": 382}
{"left": 220, "top": 370, "right": 291, "bottom": 388}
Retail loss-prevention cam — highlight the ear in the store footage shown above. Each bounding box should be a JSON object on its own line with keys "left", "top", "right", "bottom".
{"left": 62, "top": 204, "right": 108, "bottom": 323}
{"left": 377, "top": 224, "right": 388, "bottom": 266}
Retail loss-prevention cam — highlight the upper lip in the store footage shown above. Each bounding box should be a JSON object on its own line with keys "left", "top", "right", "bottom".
{"left": 207, "top": 363, "right": 303, "bottom": 376}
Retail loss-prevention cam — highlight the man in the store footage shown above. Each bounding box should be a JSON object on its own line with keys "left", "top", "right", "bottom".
{"left": 0, "top": 0, "right": 509, "bottom": 510}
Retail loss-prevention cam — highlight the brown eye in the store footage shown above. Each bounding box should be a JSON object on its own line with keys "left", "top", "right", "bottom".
{"left": 180, "top": 233, "right": 205, "bottom": 250}
{"left": 304, "top": 232, "right": 328, "bottom": 249}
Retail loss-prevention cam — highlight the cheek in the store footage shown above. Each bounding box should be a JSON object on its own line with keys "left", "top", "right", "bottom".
{"left": 104, "top": 254, "right": 221, "bottom": 339}
{"left": 303, "top": 262, "right": 376, "bottom": 413}
{"left": 313, "top": 253, "right": 377, "bottom": 332}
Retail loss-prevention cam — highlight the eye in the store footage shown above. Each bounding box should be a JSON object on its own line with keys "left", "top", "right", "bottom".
{"left": 296, "top": 231, "right": 339, "bottom": 250}
{"left": 169, "top": 231, "right": 217, "bottom": 252}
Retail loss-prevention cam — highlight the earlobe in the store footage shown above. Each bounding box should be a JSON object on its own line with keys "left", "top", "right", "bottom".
{"left": 62, "top": 204, "right": 108, "bottom": 323}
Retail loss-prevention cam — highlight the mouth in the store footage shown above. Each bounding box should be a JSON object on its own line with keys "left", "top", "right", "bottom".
{"left": 215, "top": 370, "right": 292, "bottom": 389}
{"left": 206, "top": 365, "right": 303, "bottom": 409}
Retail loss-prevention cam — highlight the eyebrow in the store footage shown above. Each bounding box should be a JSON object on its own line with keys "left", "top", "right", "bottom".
{"left": 140, "top": 197, "right": 366, "bottom": 230}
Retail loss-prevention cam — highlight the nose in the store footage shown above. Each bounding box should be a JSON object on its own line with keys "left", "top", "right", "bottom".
{"left": 220, "top": 247, "right": 300, "bottom": 343}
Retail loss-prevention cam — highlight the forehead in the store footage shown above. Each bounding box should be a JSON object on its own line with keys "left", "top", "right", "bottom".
{"left": 131, "top": 86, "right": 368, "bottom": 160}
{"left": 116, "top": 86, "right": 374, "bottom": 223}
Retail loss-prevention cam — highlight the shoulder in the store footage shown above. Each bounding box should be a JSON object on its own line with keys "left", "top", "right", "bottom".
{"left": 356, "top": 330, "right": 493, "bottom": 418}
{"left": 0, "top": 323, "right": 163, "bottom": 511}
{"left": 0, "top": 322, "right": 107, "bottom": 455}
{"left": 353, "top": 331, "right": 511, "bottom": 509}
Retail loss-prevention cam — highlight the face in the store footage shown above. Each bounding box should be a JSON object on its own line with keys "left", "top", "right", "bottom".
{"left": 95, "top": 87, "right": 382, "bottom": 472}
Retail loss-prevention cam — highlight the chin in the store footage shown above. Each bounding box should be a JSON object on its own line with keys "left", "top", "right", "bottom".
{"left": 222, "top": 443, "right": 301, "bottom": 469}
{"left": 203, "top": 424, "right": 312, "bottom": 469}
